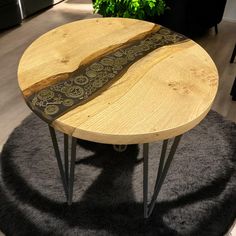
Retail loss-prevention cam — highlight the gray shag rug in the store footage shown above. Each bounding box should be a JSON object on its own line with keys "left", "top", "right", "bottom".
{"left": 0, "top": 111, "right": 235, "bottom": 236}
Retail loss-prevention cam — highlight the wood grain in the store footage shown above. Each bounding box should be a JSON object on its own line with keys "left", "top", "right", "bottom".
{"left": 21, "top": 24, "right": 161, "bottom": 98}
{"left": 17, "top": 17, "right": 218, "bottom": 144}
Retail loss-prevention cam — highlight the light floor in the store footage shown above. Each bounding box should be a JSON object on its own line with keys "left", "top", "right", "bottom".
{"left": 0, "top": 0, "right": 235, "bottom": 235}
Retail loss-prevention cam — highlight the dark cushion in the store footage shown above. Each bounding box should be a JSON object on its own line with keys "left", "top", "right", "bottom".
{"left": 0, "top": 0, "right": 18, "bottom": 7}
{"left": 187, "top": 0, "right": 227, "bottom": 33}
{"left": 158, "top": 0, "right": 227, "bottom": 35}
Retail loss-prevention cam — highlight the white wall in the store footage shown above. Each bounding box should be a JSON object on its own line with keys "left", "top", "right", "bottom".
{"left": 223, "top": 0, "right": 236, "bottom": 22}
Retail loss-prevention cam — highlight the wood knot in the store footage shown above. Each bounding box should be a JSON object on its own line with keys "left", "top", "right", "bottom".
{"left": 190, "top": 67, "right": 217, "bottom": 87}
{"left": 168, "top": 81, "right": 191, "bottom": 95}
{"left": 61, "top": 57, "right": 70, "bottom": 64}
{"left": 201, "top": 76, "right": 218, "bottom": 87}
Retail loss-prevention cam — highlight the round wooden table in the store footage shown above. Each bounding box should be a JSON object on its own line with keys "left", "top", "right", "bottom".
{"left": 18, "top": 18, "right": 218, "bottom": 219}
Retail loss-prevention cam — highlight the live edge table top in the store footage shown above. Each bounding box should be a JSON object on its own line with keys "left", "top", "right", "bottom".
{"left": 17, "top": 18, "right": 218, "bottom": 145}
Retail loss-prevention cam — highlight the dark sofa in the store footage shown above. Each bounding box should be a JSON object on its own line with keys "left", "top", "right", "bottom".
{"left": 0, "top": 0, "right": 22, "bottom": 30}
{"left": 158, "top": 0, "right": 227, "bottom": 36}
{"left": 0, "top": 0, "right": 64, "bottom": 30}
{"left": 20, "top": 0, "right": 63, "bottom": 18}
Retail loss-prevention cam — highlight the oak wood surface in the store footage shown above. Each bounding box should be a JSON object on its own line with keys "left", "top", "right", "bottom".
{"left": 17, "top": 17, "right": 218, "bottom": 144}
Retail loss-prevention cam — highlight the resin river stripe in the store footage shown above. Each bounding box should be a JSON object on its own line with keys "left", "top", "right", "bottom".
{"left": 24, "top": 26, "right": 188, "bottom": 123}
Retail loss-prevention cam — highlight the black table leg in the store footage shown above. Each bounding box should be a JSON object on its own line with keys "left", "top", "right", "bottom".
{"left": 48, "top": 125, "right": 182, "bottom": 216}
{"left": 143, "top": 135, "right": 182, "bottom": 219}
{"left": 49, "top": 125, "right": 76, "bottom": 205}
{"left": 230, "top": 77, "right": 236, "bottom": 101}
{"left": 215, "top": 25, "right": 218, "bottom": 34}
{"left": 230, "top": 44, "right": 236, "bottom": 63}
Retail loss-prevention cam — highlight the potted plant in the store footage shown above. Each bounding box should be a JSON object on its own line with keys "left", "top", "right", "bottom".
{"left": 92, "top": 0, "right": 167, "bottom": 22}
{"left": 92, "top": 0, "right": 227, "bottom": 36}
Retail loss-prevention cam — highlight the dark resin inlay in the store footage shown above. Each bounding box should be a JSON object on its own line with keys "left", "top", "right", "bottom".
{"left": 26, "top": 26, "right": 187, "bottom": 123}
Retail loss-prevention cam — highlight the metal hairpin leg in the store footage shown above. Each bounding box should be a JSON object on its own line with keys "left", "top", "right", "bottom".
{"left": 49, "top": 125, "right": 76, "bottom": 205}
{"left": 143, "top": 135, "right": 182, "bottom": 219}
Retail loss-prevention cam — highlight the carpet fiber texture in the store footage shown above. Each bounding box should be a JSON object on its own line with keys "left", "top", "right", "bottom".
{"left": 0, "top": 111, "right": 235, "bottom": 236}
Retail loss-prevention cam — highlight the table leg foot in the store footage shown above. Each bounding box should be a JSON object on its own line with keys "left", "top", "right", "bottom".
{"left": 143, "top": 135, "right": 182, "bottom": 219}
{"left": 49, "top": 126, "right": 76, "bottom": 205}
{"left": 113, "top": 145, "right": 127, "bottom": 152}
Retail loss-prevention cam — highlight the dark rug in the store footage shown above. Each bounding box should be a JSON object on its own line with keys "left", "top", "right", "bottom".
{"left": 0, "top": 111, "right": 235, "bottom": 236}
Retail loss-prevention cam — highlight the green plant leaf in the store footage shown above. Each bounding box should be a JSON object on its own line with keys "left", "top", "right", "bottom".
{"left": 92, "top": 0, "right": 167, "bottom": 20}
